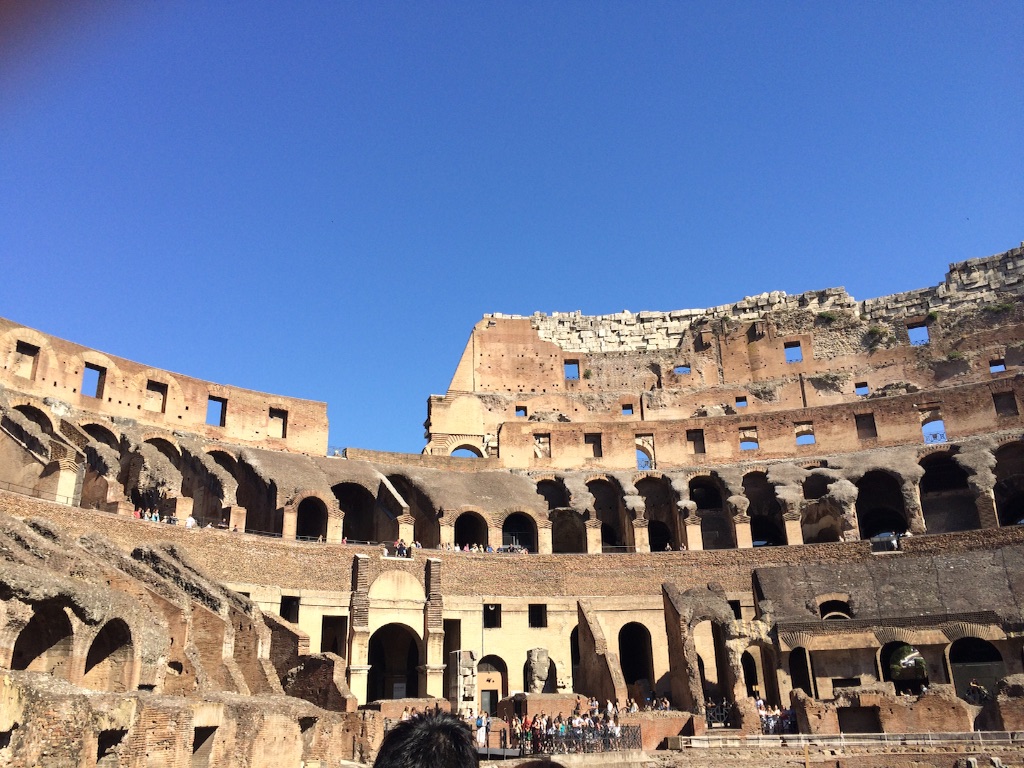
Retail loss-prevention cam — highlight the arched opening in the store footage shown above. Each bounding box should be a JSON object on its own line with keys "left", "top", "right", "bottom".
{"left": 334, "top": 482, "right": 380, "bottom": 543}
{"left": 619, "top": 622, "right": 655, "bottom": 700}
{"left": 741, "top": 650, "right": 759, "bottom": 698}
{"left": 367, "top": 624, "right": 421, "bottom": 701}
{"left": 81, "top": 619, "right": 133, "bottom": 692}
{"left": 994, "top": 443, "right": 1024, "bottom": 526}
{"left": 588, "top": 478, "right": 628, "bottom": 551}
{"left": 454, "top": 512, "right": 488, "bottom": 549}
{"left": 855, "top": 470, "right": 907, "bottom": 539}
{"left": 212, "top": 451, "right": 278, "bottom": 534}
{"left": 694, "top": 620, "right": 731, "bottom": 704}
{"left": 387, "top": 475, "right": 440, "bottom": 548}
{"left": 502, "top": 512, "right": 537, "bottom": 552}
{"left": 82, "top": 423, "right": 120, "bottom": 450}
{"left": 550, "top": 508, "right": 586, "bottom": 553}
{"left": 689, "top": 476, "right": 724, "bottom": 511}
{"left": 789, "top": 647, "right": 813, "bottom": 697}
{"left": 880, "top": 641, "right": 928, "bottom": 695}
{"left": 536, "top": 479, "right": 569, "bottom": 510}
{"left": 819, "top": 599, "right": 852, "bottom": 620}
{"left": 919, "top": 451, "right": 978, "bottom": 533}
{"left": 295, "top": 496, "right": 328, "bottom": 541}
{"left": 700, "top": 512, "right": 735, "bottom": 550}
{"left": 13, "top": 404, "right": 53, "bottom": 436}
{"left": 478, "top": 655, "right": 508, "bottom": 714}
{"left": 11, "top": 603, "right": 73, "bottom": 678}
{"left": 920, "top": 410, "right": 947, "bottom": 444}
{"left": 949, "top": 637, "right": 1004, "bottom": 702}
{"left": 637, "top": 476, "right": 678, "bottom": 550}
{"left": 636, "top": 447, "right": 653, "bottom": 471}
{"left": 803, "top": 474, "right": 834, "bottom": 500}
{"left": 743, "top": 472, "right": 786, "bottom": 546}
{"left": 451, "top": 445, "right": 483, "bottom": 458}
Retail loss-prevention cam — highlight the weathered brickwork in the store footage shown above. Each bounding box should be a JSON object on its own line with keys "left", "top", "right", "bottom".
{"left": 1, "top": 243, "right": 1024, "bottom": 765}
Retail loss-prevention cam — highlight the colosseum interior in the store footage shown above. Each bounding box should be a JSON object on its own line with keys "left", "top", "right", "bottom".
{"left": 1, "top": 244, "right": 1023, "bottom": 767}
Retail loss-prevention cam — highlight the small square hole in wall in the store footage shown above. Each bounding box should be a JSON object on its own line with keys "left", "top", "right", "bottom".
{"left": 855, "top": 413, "right": 877, "bottom": 439}
{"left": 784, "top": 341, "right": 803, "bottom": 363}
{"left": 990, "top": 359, "right": 1007, "bottom": 373}
{"left": 145, "top": 380, "right": 168, "bottom": 413}
{"left": 735, "top": 396, "right": 747, "bottom": 408}
{"left": 515, "top": 405, "right": 527, "bottom": 417}
{"left": 795, "top": 422, "right": 816, "bottom": 445}
{"left": 564, "top": 360, "right": 580, "bottom": 380}
{"left": 268, "top": 408, "right": 288, "bottom": 439}
{"left": 483, "top": 604, "right": 501, "bottom": 628}
{"left": 907, "top": 322, "right": 929, "bottom": 345}
{"left": 621, "top": 403, "right": 634, "bottom": 416}
{"left": 739, "top": 426, "right": 759, "bottom": 451}
{"left": 584, "top": 433, "right": 603, "bottom": 458}
{"left": 82, "top": 363, "right": 106, "bottom": 398}
{"left": 686, "top": 429, "right": 705, "bottom": 454}
{"left": 528, "top": 604, "right": 548, "bottom": 628}
{"left": 206, "top": 396, "right": 227, "bottom": 427}
{"left": 993, "top": 391, "right": 1019, "bottom": 416}
{"left": 855, "top": 382, "right": 870, "bottom": 396}
{"left": 673, "top": 364, "right": 691, "bottom": 375}
{"left": 280, "top": 596, "right": 300, "bottom": 623}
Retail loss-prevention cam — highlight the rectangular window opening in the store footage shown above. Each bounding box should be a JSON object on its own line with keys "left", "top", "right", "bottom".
{"left": 14, "top": 340, "right": 40, "bottom": 380}
{"left": 739, "top": 427, "right": 759, "bottom": 451}
{"left": 728, "top": 600, "right": 742, "bottom": 620}
{"left": 854, "top": 413, "right": 877, "bottom": 440}
{"left": 320, "top": 615, "right": 348, "bottom": 657}
{"left": 268, "top": 408, "right": 288, "bottom": 439}
{"left": 686, "top": 428, "right": 706, "bottom": 455}
{"left": 206, "top": 396, "right": 227, "bottom": 427}
{"left": 735, "top": 396, "right": 748, "bottom": 408}
{"left": 483, "top": 604, "right": 501, "bottom": 629}
{"left": 145, "top": 380, "right": 168, "bottom": 413}
{"left": 192, "top": 726, "right": 217, "bottom": 767}
{"left": 82, "top": 363, "right": 106, "bottom": 399}
{"left": 854, "top": 382, "right": 870, "bottom": 396}
{"left": 920, "top": 408, "right": 946, "bottom": 444}
{"left": 795, "top": 422, "right": 816, "bottom": 446}
{"left": 621, "top": 403, "right": 634, "bottom": 416}
{"left": 564, "top": 360, "right": 580, "bottom": 380}
{"left": 280, "top": 596, "right": 300, "bottom": 624}
{"left": 907, "top": 322, "right": 930, "bottom": 346}
{"left": 97, "top": 729, "right": 127, "bottom": 763}
{"left": 584, "top": 433, "right": 603, "bottom": 458}
{"left": 993, "top": 391, "right": 1019, "bottom": 417}
{"left": 990, "top": 359, "right": 1007, "bottom": 374}
{"left": 515, "top": 405, "right": 527, "bottom": 418}
{"left": 784, "top": 340, "right": 803, "bottom": 363}
{"left": 533, "top": 433, "right": 551, "bottom": 459}
{"left": 528, "top": 604, "right": 548, "bottom": 628}
{"left": 673, "top": 364, "right": 691, "bottom": 375}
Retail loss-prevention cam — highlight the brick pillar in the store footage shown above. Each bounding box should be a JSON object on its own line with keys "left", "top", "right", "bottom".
{"left": 397, "top": 515, "right": 416, "bottom": 545}
{"left": 783, "top": 512, "right": 804, "bottom": 546}
{"left": 632, "top": 518, "right": 650, "bottom": 553}
{"left": 226, "top": 505, "right": 246, "bottom": 531}
{"left": 348, "top": 663, "right": 371, "bottom": 704}
{"left": 904, "top": 481, "right": 926, "bottom": 535}
{"left": 734, "top": 515, "right": 753, "bottom": 549}
{"left": 440, "top": 521, "right": 455, "bottom": 548}
{"left": 423, "top": 558, "right": 446, "bottom": 699}
{"left": 974, "top": 483, "right": 1000, "bottom": 528}
{"left": 282, "top": 504, "right": 297, "bottom": 540}
{"left": 684, "top": 517, "right": 703, "bottom": 550}
{"left": 167, "top": 496, "right": 193, "bottom": 522}
{"left": 327, "top": 509, "right": 343, "bottom": 543}
{"left": 53, "top": 458, "right": 79, "bottom": 506}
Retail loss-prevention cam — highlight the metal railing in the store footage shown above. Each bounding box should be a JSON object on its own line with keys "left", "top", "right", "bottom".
{"left": 521, "top": 724, "right": 642, "bottom": 756}
{"left": 678, "top": 730, "right": 1023, "bottom": 750}
{"left": 924, "top": 431, "right": 948, "bottom": 444}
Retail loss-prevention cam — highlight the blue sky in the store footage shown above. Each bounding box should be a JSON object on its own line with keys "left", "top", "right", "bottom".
{"left": 1, "top": 2, "right": 1021, "bottom": 453}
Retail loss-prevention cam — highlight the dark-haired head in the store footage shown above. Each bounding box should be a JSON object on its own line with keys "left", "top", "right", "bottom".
{"left": 373, "top": 711, "right": 478, "bottom": 768}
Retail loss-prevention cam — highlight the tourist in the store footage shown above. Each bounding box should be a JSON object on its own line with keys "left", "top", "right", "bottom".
{"left": 372, "top": 710, "right": 478, "bottom": 768}
{"left": 185, "top": 514, "right": 197, "bottom": 530}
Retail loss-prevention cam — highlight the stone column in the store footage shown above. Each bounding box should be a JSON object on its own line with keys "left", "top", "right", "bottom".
{"left": 282, "top": 504, "right": 297, "bottom": 540}
{"left": 733, "top": 515, "right": 753, "bottom": 549}
{"left": 327, "top": 511, "right": 343, "bottom": 543}
{"left": 53, "top": 458, "right": 80, "bottom": 506}
{"left": 631, "top": 518, "right": 650, "bottom": 553}
{"left": 783, "top": 512, "right": 804, "bottom": 546}
{"left": 903, "top": 481, "right": 926, "bottom": 535}
{"left": 973, "top": 482, "right": 1000, "bottom": 528}
{"left": 226, "top": 504, "right": 246, "bottom": 531}
{"left": 585, "top": 519, "right": 603, "bottom": 554}
{"left": 536, "top": 522, "right": 552, "bottom": 554}
{"left": 348, "top": 664, "right": 371, "bottom": 705}
{"left": 167, "top": 496, "right": 193, "bottom": 523}
{"left": 684, "top": 516, "right": 703, "bottom": 550}
{"left": 397, "top": 514, "right": 416, "bottom": 544}
{"left": 422, "top": 664, "right": 447, "bottom": 699}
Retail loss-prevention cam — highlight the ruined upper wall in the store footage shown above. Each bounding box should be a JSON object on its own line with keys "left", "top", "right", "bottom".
{"left": 0, "top": 318, "right": 329, "bottom": 455}
{"left": 490, "top": 245, "right": 1024, "bottom": 353}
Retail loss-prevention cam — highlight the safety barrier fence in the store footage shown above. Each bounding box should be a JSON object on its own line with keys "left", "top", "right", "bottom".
{"left": 679, "top": 730, "right": 1023, "bottom": 749}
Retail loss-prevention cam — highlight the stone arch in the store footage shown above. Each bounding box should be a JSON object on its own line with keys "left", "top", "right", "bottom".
{"left": 13, "top": 403, "right": 54, "bottom": 436}
{"left": 880, "top": 641, "right": 928, "bottom": 695}
{"left": 453, "top": 510, "right": 489, "bottom": 549}
{"left": 439, "top": 434, "right": 487, "bottom": 457}
{"left": 333, "top": 481, "right": 380, "bottom": 543}
{"left": 743, "top": 471, "right": 785, "bottom": 546}
{"left": 126, "top": 368, "right": 187, "bottom": 416}
{"left": 81, "top": 619, "right": 134, "bottom": 692}
{"left": 855, "top": 469, "right": 907, "bottom": 538}
{"left": 387, "top": 474, "right": 440, "bottom": 548}
{"left": 636, "top": 474, "right": 679, "bottom": 551}
{"left": 211, "top": 450, "right": 279, "bottom": 534}
{"left": 994, "top": 442, "right": 1024, "bottom": 526}
{"left": 367, "top": 623, "right": 422, "bottom": 701}
{"left": 948, "top": 637, "right": 1005, "bottom": 702}
{"left": 919, "top": 449, "right": 978, "bottom": 533}
{"left": 586, "top": 476, "right": 629, "bottom": 551}
{"left": 536, "top": 477, "right": 569, "bottom": 510}
{"left": 619, "top": 622, "right": 655, "bottom": 699}
{"left": 294, "top": 494, "right": 329, "bottom": 541}
{"left": 11, "top": 602, "right": 74, "bottom": 679}
{"left": 501, "top": 511, "right": 537, "bottom": 552}
{"left": 478, "top": 654, "right": 509, "bottom": 701}
{"left": 81, "top": 423, "right": 120, "bottom": 450}
{"left": 550, "top": 508, "right": 586, "bottom": 553}
{"left": 0, "top": 327, "right": 57, "bottom": 383}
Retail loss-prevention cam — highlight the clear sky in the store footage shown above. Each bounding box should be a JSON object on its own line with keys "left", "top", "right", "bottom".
{"left": 1, "top": 2, "right": 1021, "bottom": 454}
